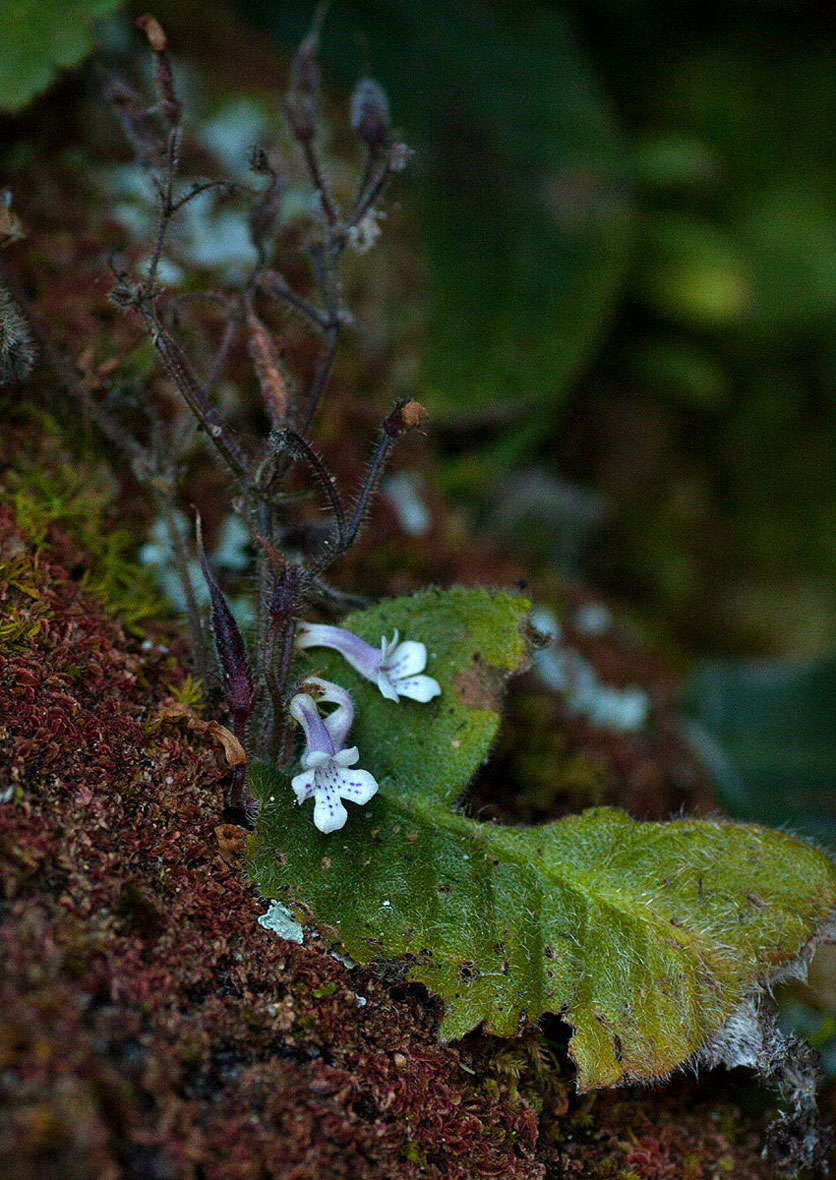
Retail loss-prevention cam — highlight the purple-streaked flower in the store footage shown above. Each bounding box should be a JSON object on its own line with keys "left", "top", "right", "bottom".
{"left": 289, "top": 678, "right": 378, "bottom": 834}
{"left": 296, "top": 623, "right": 441, "bottom": 704}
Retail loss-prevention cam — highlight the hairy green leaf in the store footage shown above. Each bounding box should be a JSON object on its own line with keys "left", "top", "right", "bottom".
{"left": 248, "top": 588, "right": 836, "bottom": 1090}
{"left": 0, "top": 0, "right": 124, "bottom": 113}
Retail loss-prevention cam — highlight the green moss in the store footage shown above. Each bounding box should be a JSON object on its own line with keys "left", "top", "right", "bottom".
{"left": 1, "top": 409, "right": 165, "bottom": 632}
{"left": 167, "top": 675, "right": 205, "bottom": 711}
{"left": 0, "top": 545, "right": 55, "bottom": 650}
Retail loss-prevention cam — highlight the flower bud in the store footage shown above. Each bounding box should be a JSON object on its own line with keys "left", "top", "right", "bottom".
{"left": 350, "top": 77, "right": 390, "bottom": 149}
{"left": 196, "top": 517, "right": 255, "bottom": 731}
{"left": 269, "top": 566, "right": 300, "bottom": 627}
{"left": 285, "top": 31, "right": 320, "bottom": 141}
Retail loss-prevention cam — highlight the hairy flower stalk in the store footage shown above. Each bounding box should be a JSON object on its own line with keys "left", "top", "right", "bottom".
{"left": 290, "top": 678, "right": 378, "bottom": 833}
{"left": 296, "top": 623, "right": 441, "bottom": 703}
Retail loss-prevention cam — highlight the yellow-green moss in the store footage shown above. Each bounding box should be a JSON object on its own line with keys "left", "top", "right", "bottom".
{"left": 1, "top": 407, "right": 165, "bottom": 632}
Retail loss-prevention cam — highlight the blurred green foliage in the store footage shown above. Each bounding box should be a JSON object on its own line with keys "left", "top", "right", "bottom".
{"left": 685, "top": 659, "right": 836, "bottom": 846}
{"left": 0, "top": 0, "right": 123, "bottom": 112}
{"left": 554, "top": 7, "right": 836, "bottom": 659}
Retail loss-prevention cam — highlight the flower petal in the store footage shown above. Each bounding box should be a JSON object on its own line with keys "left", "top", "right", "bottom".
{"left": 380, "top": 629, "right": 400, "bottom": 662}
{"left": 312, "top": 773, "right": 348, "bottom": 833}
{"left": 296, "top": 623, "right": 382, "bottom": 681}
{"left": 394, "top": 674, "right": 441, "bottom": 703}
{"left": 376, "top": 671, "right": 400, "bottom": 702}
{"left": 290, "top": 692, "right": 335, "bottom": 758}
{"left": 304, "top": 677, "right": 355, "bottom": 751}
{"left": 334, "top": 766, "right": 379, "bottom": 806}
{"left": 333, "top": 745, "right": 360, "bottom": 767}
{"left": 382, "top": 639, "right": 427, "bottom": 679}
{"left": 291, "top": 769, "right": 316, "bottom": 803}
{"left": 302, "top": 750, "right": 332, "bottom": 770}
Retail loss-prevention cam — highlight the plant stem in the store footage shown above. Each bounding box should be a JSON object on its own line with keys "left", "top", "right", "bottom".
{"left": 272, "top": 427, "right": 345, "bottom": 551}
{"left": 297, "top": 322, "right": 339, "bottom": 438}
{"left": 157, "top": 490, "right": 209, "bottom": 685}
{"left": 301, "top": 138, "right": 337, "bottom": 226}
{"left": 141, "top": 306, "right": 250, "bottom": 482}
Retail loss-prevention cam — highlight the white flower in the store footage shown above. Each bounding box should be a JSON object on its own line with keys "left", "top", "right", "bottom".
{"left": 296, "top": 622, "right": 441, "bottom": 704}
{"left": 289, "top": 679, "right": 378, "bottom": 834}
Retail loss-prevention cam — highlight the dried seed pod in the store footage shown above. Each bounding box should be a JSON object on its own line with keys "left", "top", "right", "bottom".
{"left": 383, "top": 398, "right": 428, "bottom": 436}
{"left": 135, "top": 12, "right": 167, "bottom": 52}
{"left": 350, "top": 77, "right": 390, "bottom": 149}
{"left": 136, "top": 13, "right": 180, "bottom": 126}
{"left": 245, "top": 301, "right": 289, "bottom": 428}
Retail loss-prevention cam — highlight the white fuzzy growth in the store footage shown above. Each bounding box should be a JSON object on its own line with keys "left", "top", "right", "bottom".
{"left": 693, "top": 909, "right": 836, "bottom": 1157}
{"left": 347, "top": 208, "right": 385, "bottom": 254}
{"left": 697, "top": 995, "right": 765, "bottom": 1072}
{"left": 529, "top": 605, "right": 562, "bottom": 644}
{"left": 258, "top": 900, "right": 303, "bottom": 944}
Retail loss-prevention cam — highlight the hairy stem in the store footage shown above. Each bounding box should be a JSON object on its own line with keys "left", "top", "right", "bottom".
{"left": 344, "top": 427, "right": 395, "bottom": 550}
{"left": 301, "top": 137, "right": 337, "bottom": 226}
{"left": 141, "top": 306, "right": 249, "bottom": 482}
{"left": 351, "top": 154, "right": 392, "bottom": 227}
{"left": 297, "top": 322, "right": 339, "bottom": 438}
{"left": 257, "top": 272, "right": 328, "bottom": 331}
{"left": 350, "top": 143, "right": 379, "bottom": 223}
{"left": 147, "top": 126, "right": 181, "bottom": 284}
{"left": 203, "top": 309, "right": 239, "bottom": 396}
{"left": 272, "top": 427, "right": 345, "bottom": 552}
{"left": 268, "top": 616, "right": 297, "bottom": 762}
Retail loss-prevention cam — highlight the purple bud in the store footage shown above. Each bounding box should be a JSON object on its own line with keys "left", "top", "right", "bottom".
{"left": 270, "top": 565, "right": 300, "bottom": 627}
{"left": 350, "top": 77, "right": 390, "bottom": 149}
{"left": 196, "top": 517, "right": 255, "bottom": 731}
